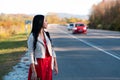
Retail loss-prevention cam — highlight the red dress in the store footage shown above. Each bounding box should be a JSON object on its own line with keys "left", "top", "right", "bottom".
{"left": 28, "top": 39, "right": 52, "bottom": 80}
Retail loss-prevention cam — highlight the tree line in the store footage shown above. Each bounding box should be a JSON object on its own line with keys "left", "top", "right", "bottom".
{"left": 0, "top": 13, "right": 88, "bottom": 38}
{"left": 46, "top": 12, "right": 89, "bottom": 25}
{"left": 0, "top": 13, "right": 32, "bottom": 28}
{"left": 0, "top": 13, "right": 32, "bottom": 38}
{"left": 89, "top": 0, "right": 120, "bottom": 31}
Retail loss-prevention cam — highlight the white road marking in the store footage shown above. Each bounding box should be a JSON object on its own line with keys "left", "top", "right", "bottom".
{"left": 59, "top": 28, "right": 120, "bottom": 61}
{"left": 91, "top": 33, "right": 120, "bottom": 39}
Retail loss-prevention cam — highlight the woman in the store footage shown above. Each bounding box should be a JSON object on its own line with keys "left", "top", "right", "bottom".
{"left": 27, "top": 15, "right": 58, "bottom": 80}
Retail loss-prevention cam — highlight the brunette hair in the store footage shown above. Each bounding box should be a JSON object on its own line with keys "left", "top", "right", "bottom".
{"left": 31, "top": 15, "right": 44, "bottom": 51}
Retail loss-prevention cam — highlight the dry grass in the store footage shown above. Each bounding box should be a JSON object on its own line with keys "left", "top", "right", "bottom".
{"left": 0, "top": 25, "right": 31, "bottom": 39}
{"left": 0, "top": 33, "right": 28, "bottom": 80}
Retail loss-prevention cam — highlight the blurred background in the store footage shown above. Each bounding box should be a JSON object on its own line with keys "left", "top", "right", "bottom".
{"left": 0, "top": 0, "right": 120, "bottom": 79}
{"left": 0, "top": 0, "right": 120, "bottom": 39}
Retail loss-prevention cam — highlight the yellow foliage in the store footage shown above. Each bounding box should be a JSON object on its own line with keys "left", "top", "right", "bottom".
{"left": 0, "top": 30, "right": 10, "bottom": 39}
{"left": 0, "top": 25, "right": 31, "bottom": 39}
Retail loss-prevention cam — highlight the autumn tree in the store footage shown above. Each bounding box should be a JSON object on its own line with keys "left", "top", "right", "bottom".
{"left": 46, "top": 13, "right": 61, "bottom": 24}
{"left": 89, "top": 0, "right": 120, "bottom": 31}
{"left": 0, "top": 13, "right": 32, "bottom": 38}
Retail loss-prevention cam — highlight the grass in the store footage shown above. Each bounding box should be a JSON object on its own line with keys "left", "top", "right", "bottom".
{"left": 0, "top": 33, "right": 28, "bottom": 80}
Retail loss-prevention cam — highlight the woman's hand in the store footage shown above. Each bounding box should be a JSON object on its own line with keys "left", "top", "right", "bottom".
{"left": 54, "top": 57, "right": 58, "bottom": 75}
{"left": 30, "top": 63, "right": 37, "bottom": 80}
{"left": 54, "top": 64, "right": 58, "bottom": 75}
{"left": 31, "top": 71, "right": 37, "bottom": 80}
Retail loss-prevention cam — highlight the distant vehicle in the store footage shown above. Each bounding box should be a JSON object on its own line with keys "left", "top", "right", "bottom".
{"left": 67, "top": 23, "right": 74, "bottom": 31}
{"left": 72, "top": 22, "right": 87, "bottom": 34}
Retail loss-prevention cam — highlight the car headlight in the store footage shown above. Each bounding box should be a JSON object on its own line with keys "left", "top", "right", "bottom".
{"left": 73, "top": 27, "right": 77, "bottom": 30}
{"left": 83, "top": 27, "right": 87, "bottom": 30}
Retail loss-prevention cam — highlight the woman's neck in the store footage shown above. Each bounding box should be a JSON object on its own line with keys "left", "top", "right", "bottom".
{"left": 40, "top": 28, "right": 44, "bottom": 34}
{"left": 39, "top": 29, "right": 45, "bottom": 40}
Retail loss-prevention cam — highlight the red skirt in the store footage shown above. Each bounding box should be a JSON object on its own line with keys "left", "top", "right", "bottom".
{"left": 28, "top": 56, "right": 52, "bottom": 80}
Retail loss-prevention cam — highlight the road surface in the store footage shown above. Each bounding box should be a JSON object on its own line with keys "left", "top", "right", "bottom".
{"left": 49, "top": 25, "right": 120, "bottom": 80}
{"left": 4, "top": 24, "right": 120, "bottom": 80}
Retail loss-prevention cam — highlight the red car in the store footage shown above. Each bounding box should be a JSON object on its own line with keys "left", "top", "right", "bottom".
{"left": 72, "top": 22, "right": 87, "bottom": 34}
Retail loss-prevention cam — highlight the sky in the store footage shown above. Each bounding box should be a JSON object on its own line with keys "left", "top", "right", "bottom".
{"left": 0, "top": 0, "right": 102, "bottom": 15}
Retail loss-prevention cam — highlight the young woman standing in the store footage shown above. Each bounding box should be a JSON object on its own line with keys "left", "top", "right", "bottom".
{"left": 27, "top": 15, "right": 58, "bottom": 80}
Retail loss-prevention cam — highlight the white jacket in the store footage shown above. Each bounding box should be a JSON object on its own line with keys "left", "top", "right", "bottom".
{"left": 27, "top": 32, "right": 56, "bottom": 65}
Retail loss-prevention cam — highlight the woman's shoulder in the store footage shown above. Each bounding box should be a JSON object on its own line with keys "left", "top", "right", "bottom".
{"left": 28, "top": 33, "right": 34, "bottom": 40}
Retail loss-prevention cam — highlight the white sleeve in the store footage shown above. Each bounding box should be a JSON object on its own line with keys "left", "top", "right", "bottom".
{"left": 27, "top": 34, "right": 35, "bottom": 64}
{"left": 52, "top": 48, "right": 56, "bottom": 57}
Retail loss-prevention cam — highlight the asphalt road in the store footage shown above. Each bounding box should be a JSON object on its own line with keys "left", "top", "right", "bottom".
{"left": 48, "top": 25, "right": 120, "bottom": 80}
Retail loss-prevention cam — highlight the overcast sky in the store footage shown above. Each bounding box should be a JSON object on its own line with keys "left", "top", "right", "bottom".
{"left": 0, "top": 0, "right": 102, "bottom": 15}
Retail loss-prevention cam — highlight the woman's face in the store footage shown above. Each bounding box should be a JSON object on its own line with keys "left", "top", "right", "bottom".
{"left": 43, "top": 19, "right": 48, "bottom": 29}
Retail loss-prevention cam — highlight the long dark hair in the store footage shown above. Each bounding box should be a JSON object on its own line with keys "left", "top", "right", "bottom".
{"left": 31, "top": 15, "right": 44, "bottom": 51}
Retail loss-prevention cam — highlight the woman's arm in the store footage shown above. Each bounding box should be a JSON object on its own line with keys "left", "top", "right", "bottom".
{"left": 54, "top": 57, "right": 58, "bottom": 75}
{"left": 27, "top": 34, "right": 37, "bottom": 80}
{"left": 30, "top": 63, "right": 37, "bottom": 80}
{"left": 45, "top": 31, "right": 58, "bottom": 74}
{"left": 30, "top": 63, "right": 37, "bottom": 73}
